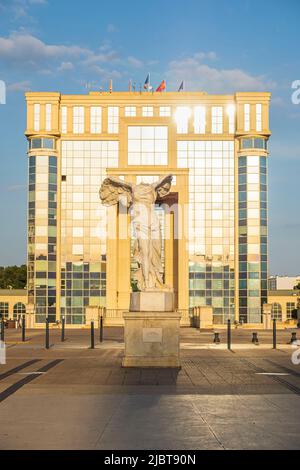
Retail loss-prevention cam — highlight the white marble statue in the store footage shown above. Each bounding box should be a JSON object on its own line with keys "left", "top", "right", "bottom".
{"left": 99, "top": 175, "right": 173, "bottom": 291}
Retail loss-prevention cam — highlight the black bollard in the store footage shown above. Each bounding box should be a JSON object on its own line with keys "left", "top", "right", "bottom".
{"left": 1, "top": 318, "right": 4, "bottom": 342}
{"left": 100, "top": 315, "right": 103, "bottom": 343}
{"left": 61, "top": 316, "right": 65, "bottom": 342}
{"left": 45, "top": 318, "right": 50, "bottom": 349}
{"left": 227, "top": 319, "right": 231, "bottom": 350}
{"left": 252, "top": 332, "right": 259, "bottom": 345}
{"left": 273, "top": 319, "right": 277, "bottom": 349}
{"left": 288, "top": 331, "right": 298, "bottom": 345}
{"left": 90, "top": 321, "right": 95, "bottom": 349}
{"left": 213, "top": 332, "right": 220, "bottom": 344}
{"left": 22, "top": 315, "right": 26, "bottom": 342}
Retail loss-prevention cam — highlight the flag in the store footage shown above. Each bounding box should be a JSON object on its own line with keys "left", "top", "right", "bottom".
{"left": 156, "top": 80, "right": 166, "bottom": 92}
{"left": 178, "top": 81, "right": 184, "bottom": 92}
{"left": 144, "top": 73, "right": 151, "bottom": 90}
{"left": 109, "top": 79, "right": 113, "bottom": 93}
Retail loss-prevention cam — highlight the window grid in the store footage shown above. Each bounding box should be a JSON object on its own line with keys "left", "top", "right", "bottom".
{"left": 178, "top": 140, "right": 235, "bottom": 321}
{"left": 0, "top": 302, "right": 9, "bottom": 319}
{"left": 108, "top": 106, "right": 119, "bottom": 133}
{"left": 61, "top": 106, "right": 67, "bottom": 134}
{"left": 244, "top": 104, "right": 250, "bottom": 132}
{"left": 256, "top": 103, "right": 262, "bottom": 132}
{"left": 60, "top": 140, "right": 118, "bottom": 322}
{"left": 159, "top": 106, "right": 171, "bottom": 117}
{"left": 287, "top": 302, "right": 295, "bottom": 320}
{"left": 128, "top": 126, "right": 168, "bottom": 165}
{"left": 73, "top": 106, "right": 84, "bottom": 134}
{"left": 34, "top": 103, "right": 40, "bottom": 132}
{"left": 211, "top": 107, "right": 223, "bottom": 134}
{"left": 90, "top": 106, "right": 102, "bottom": 134}
{"left": 227, "top": 105, "right": 235, "bottom": 134}
{"left": 194, "top": 106, "right": 206, "bottom": 134}
{"left": 175, "top": 106, "right": 190, "bottom": 134}
{"left": 125, "top": 106, "right": 136, "bottom": 117}
{"left": 45, "top": 104, "right": 52, "bottom": 131}
{"left": 142, "top": 106, "right": 154, "bottom": 117}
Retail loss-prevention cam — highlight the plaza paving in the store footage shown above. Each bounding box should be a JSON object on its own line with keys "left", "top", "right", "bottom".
{"left": 1, "top": 326, "right": 300, "bottom": 450}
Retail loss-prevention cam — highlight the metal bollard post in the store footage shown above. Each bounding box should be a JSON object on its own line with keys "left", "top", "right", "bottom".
{"left": 273, "top": 319, "right": 277, "bottom": 349}
{"left": 100, "top": 315, "right": 103, "bottom": 343}
{"left": 213, "top": 332, "right": 220, "bottom": 344}
{"left": 227, "top": 319, "right": 231, "bottom": 350}
{"left": 45, "top": 318, "right": 50, "bottom": 349}
{"left": 252, "top": 332, "right": 259, "bottom": 345}
{"left": 1, "top": 318, "right": 4, "bottom": 342}
{"left": 90, "top": 321, "right": 95, "bottom": 349}
{"left": 288, "top": 331, "right": 297, "bottom": 345}
{"left": 61, "top": 316, "right": 65, "bottom": 342}
{"left": 22, "top": 315, "right": 26, "bottom": 342}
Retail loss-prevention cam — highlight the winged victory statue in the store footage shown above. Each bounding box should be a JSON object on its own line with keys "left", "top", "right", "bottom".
{"left": 99, "top": 174, "right": 173, "bottom": 292}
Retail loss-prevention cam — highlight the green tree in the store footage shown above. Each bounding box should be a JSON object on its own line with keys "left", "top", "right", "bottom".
{"left": 0, "top": 265, "right": 27, "bottom": 289}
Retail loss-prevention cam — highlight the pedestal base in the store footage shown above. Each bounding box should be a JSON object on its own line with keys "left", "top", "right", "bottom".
{"left": 122, "top": 311, "right": 181, "bottom": 368}
{"left": 130, "top": 291, "right": 174, "bottom": 312}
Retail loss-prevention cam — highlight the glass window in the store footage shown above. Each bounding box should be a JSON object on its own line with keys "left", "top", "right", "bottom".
{"left": 108, "top": 106, "right": 119, "bottom": 133}
{"left": 142, "top": 106, "right": 153, "bottom": 117}
{"left": 128, "top": 126, "right": 168, "bottom": 165}
{"left": 43, "top": 138, "right": 55, "bottom": 149}
{"left": 61, "top": 106, "right": 67, "bottom": 134}
{"left": 211, "top": 107, "right": 223, "bottom": 134}
{"left": 244, "top": 103, "right": 250, "bottom": 132}
{"left": 256, "top": 103, "right": 262, "bottom": 132}
{"left": 254, "top": 138, "right": 265, "bottom": 149}
{"left": 125, "top": 106, "right": 136, "bottom": 117}
{"left": 194, "top": 106, "right": 206, "bottom": 134}
{"left": 287, "top": 302, "right": 295, "bottom": 319}
{"left": 175, "top": 106, "right": 191, "bottom": 134}
{"left": 0, "top": 302, "right": 9, "bottom": 319}
{"left": 227, "top": 104, "right": 235, "bottom": 134}
{"left": 159, "top": 106, "right": 171, "bottom": 117}
{"left": 30, "top": 138, "right": 55, "bottom": 149}
{"left": 73, "top": 106, "right": 84, "bottom": 134}
{"left": 31, "top": 138, "right": 42, "bottom": 149}
{"left": 45, "top": 103, "right": 52, "bottom": 131}
{"left": 34, "top": 103, "right": 40, "bottom": 132}
{"left": 72, "top": 244, "right": 83, "bottom": 255}
{"left": 90, "top": 106, "right": 102, "bottom": 133}
{"left": 13, "top": 303, "right": 26, "bottom": 319}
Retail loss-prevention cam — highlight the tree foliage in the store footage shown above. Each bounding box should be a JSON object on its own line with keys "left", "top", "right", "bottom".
{"left": 0, "top": 265, "right": 27, "bottom": 289}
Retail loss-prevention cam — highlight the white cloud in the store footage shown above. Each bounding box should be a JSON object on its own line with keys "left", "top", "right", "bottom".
{"left": 58, "top": 61, "right": 74, "bottom": 72}
{"left": 127, "top": 56, "right": 143, "bottom": 69}
{"left": 0, "top": 32, "right": 90, "bottom": 67}
{"left": 7, "top": 80, "right": 31, "bottom": 91}
{"left": 166, "top": 52, "right": 276, "bottom": 93}
{"left": 2, "top": 0, "right": 47, "bottom": 20}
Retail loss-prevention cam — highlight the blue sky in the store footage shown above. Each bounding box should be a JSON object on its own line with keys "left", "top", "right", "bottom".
{"left": 0, "top": 0, "right": 299, "bottom": 274}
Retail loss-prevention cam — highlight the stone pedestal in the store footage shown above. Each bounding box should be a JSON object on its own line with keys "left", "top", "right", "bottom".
{"left": 122, "top": 310, "right": 181, "bottom": 368}
{"left": 130, "top": 291, "right": 174, "bottom": 312}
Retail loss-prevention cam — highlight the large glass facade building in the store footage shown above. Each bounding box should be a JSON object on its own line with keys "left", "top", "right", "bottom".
{"left": 25, "top": 90, "right": 271, "bottom": 326}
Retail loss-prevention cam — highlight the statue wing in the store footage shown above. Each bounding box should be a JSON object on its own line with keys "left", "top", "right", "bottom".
{"left": 153, "top": 174, "right": 173, "bottom": 198}
{"left": 99, "top": 177, "right": 133, "bottom": 207}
